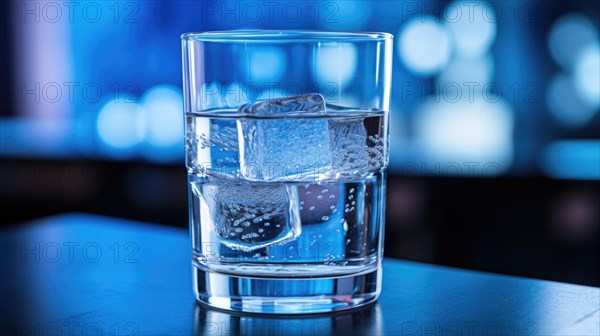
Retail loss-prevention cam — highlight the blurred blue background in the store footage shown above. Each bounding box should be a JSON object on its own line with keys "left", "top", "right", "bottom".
{"left": 1, "top": 0, "right": 599, "bottom": 286}
{"left": 2, "top": 0, "right": 598, "bottom": 178}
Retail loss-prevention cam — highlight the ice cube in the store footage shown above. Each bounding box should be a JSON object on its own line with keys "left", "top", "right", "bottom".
{"left": 238, "top": 94, "right": 326, "bottom": 114}
{"left": 196, "top": 182, "right": 301, "bottom": 252}
{"left": 237, "top": 94, "right": 331, "bottom": 181}
{"left": 328, "top": 118, "right": 370, "bottom": 174}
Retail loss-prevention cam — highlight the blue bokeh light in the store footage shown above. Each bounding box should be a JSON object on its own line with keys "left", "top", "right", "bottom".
{"left": 574, "top": 42, "right": 600, "bottom": 109}
{"left": 548, "top": 13, "right": 598, "bottom": 70}
{"left": 437, "top": 54, "right": 495, "bottom": 88}
{"left": 141, "top": 85, "right": 184, "bottom": 148}
{"left": 319, "top": 1, "right": 371, "bottom": 30}
{"left": 541, "top": 141, "right": 600, "bottom": 180}
{"left": 248, "top": 47, "right": 287, "bottom": 83}
{"left": 96, "top": 101, "right": 146, "bottom": 152}
{"left": 444, "top": 1, "right": 496, "bottom": 59}
{"left": 546, "top": 73, "right": 597, "bottom": 128}
{"left": 398, "top": 16, "right": 452, "bottom": 76}
{"left": 414, "top": 97, "right": 514, "bottom": 174}
{"left": 312, "top": 43, "right": 358, "bottom": 89}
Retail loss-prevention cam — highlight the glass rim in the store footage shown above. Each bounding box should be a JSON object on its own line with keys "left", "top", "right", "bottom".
{"left": 181, "top": 30, "right": 393, "bottom": 42}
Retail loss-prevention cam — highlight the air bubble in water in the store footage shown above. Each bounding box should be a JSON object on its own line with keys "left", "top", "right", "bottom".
{"left": 321, "top": 216, "right": 329, "bottom": 221}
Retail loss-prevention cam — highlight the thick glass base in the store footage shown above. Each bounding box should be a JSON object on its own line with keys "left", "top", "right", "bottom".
{"left": 192, "top": 264, "right": 381, "bottom": 314}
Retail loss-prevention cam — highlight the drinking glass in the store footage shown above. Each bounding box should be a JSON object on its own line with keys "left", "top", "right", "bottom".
{"left": 181, "top": 30, "right": 393, "bottom": 314}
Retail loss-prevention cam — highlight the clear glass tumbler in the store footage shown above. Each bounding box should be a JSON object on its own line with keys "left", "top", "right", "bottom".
{"left": 181, "top": 30, "right": 393, "bottom": 314}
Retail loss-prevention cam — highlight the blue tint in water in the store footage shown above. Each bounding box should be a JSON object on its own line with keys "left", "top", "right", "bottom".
{"left": 185, "top": 107, "right": 388, "bottom": 313}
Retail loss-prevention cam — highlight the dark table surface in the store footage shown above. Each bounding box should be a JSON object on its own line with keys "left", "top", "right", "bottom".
{"left": 1, "top": 213, "right": 598, "bottom": 336}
